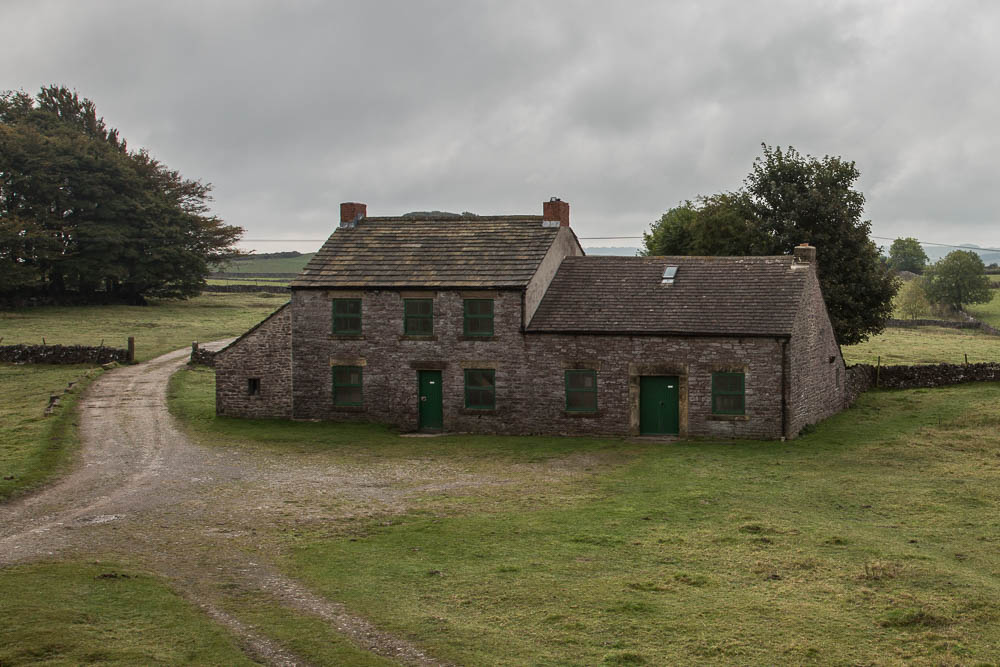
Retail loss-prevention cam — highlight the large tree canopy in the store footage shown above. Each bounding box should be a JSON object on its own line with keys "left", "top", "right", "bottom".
{"left": 0, "top": 86, "right": 242, "bottom": 304}
{"left": 923, "top": 250, "right": 993, "bottom": 311}
{"left": 642, "top": 144, "right": 898, "bottom": 345}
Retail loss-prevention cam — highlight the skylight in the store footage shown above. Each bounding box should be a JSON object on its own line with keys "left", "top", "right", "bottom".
{"left": 661, "top": 266, "right": 678, "bottom": 285}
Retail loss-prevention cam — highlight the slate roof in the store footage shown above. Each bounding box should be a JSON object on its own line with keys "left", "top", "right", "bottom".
{"left": 527, "top": 256, "right": 810, "bottom": 336}
{"left": 291, "top": 216, "right": 561, "bottom": 288}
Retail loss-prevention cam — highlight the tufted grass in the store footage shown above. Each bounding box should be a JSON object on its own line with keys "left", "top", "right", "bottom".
{"left": 170, "top": 367, "right": 1000, "bottom": 665}
{"left": 0, "top": 562, "right": 253, "bottom": 666}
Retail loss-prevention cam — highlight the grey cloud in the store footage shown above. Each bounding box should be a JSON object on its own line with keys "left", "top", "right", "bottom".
{"left": 2, "top": 0, "right": 1000, "bottom": 251}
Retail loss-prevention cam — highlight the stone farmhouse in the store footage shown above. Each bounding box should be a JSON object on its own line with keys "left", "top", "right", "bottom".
{"left": 214, "top": 200, "right": 847, "bottom": 439}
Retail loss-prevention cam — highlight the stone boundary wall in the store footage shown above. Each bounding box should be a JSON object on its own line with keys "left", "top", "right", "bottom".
{"left": 208, "top": 272, "right": 298, "bottom": 279}
{"left": 189, "top": 342, "right": 216, "bottom": 366}
{"left": 886, "top": 316, "right": 999, "bottom": 336}
{"left": 846, "top": 362, "right": 1000, "bottom": 404}
{"left": 0, "top": 344, "right": 130, "bottom": 365}
{"left": 203, "top": 284, "right": 290, "bottom": 293}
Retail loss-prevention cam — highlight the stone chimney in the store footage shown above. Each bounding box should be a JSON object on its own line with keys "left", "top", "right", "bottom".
{"left": 340, "top": 202, "right": 367, "bottom": 228}
{"left": 542, "top": 197, "right": 570, "bottom": 227}
{"left": 793, "top": 243, "right": 816, "bottom": 264}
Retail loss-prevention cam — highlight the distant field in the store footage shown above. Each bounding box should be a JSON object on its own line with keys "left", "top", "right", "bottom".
{"left": 842, "top": 325, "right": 1000, "bottom": 365}
{"left": 966, "top": 292, "right": 1000, "bottom": 328}
{"left": 206, "top": 277, "right": 291, "bottom": 287}
{"left": 215, "top": 253, "right": 315, "bottom": 274}
{"left": 0, "top": 293, "right": 288, "bottom": 362}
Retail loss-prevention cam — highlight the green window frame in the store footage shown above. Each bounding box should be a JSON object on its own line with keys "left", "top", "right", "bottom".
{"left": 464, "top": 369, "right": 495, "bottom": 409}
{"left": 404, "top": 298, "right": 433, "bottom": 335}
{"left": 712, "top": 372, "right": 745, "bottom": 415}
{"left": 463, "top": 299, "right": 494, "bottom": 336}
{"left": 332, "top": 366, "right": 363, "bottom": 406}
{"left": 565, "top": 370, "right": 597, "bottom": 412}
{"left": 332, "top": 298, "right": 362, "bottom": 334}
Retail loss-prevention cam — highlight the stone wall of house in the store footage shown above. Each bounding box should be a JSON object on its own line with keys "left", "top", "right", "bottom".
{"left": 288, "top": 288, "right": 789, "bottom": 438}
{"left": 214, "top": 303, "right": 292, "bottom": 418}
{"left": 786, "top": 267, "right": 847, "bottom": 437}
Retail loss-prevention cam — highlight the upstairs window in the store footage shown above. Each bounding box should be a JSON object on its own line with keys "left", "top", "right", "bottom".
{"left": 463, "top": 299, "right": 494, "bottom": 336}
{"left": 332, "top": 299, "right": 361, "bottom": 334}
{"left": 404, "top": 299, "right": 433, "bottom": 335}
{"left": 565, "top": 370, "right": 597, "bottom": 412}
{"left": 332, "top": 366, "right": 363, "bottom": 406}
{"left": 712, "top": 372, "right": 745, "bottom": 415}
{"left": 464, "top": 369, "right": 496, "bottom": 409}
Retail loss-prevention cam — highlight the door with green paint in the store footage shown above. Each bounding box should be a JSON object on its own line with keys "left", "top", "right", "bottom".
{"left": 418, "top": 370, "right": 443, "bottom": 430}
{"left": 639, "top": 376, "right": 679, "bottom": 435}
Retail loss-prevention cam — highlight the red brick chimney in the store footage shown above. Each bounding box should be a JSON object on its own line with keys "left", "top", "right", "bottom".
{"left": 340, "top": 202, "right": 367, "bottom": 228}
{"left": 543, "top": 198, "right": 570, "bottom": 227}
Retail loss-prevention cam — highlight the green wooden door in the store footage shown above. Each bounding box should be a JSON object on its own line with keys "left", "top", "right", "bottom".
{"left": 418, "top": 370, "right": 443, "bottom": 430}
{"left": 639, "top": 376, "right": 679, "bottom": 435}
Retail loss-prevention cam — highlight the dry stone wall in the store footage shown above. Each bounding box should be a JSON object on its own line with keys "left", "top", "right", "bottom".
{"left": 0, "top": 344, "right": 130, "bottom": 365}
{"left": 846, "top": 362, "right": 1000, "bottom": 399}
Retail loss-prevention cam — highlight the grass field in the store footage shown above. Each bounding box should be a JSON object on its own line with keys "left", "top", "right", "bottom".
{"left": 966, "top": 292, "right": 1000, "bottom": 328}
{"left": 842, "top": 325, "right": 1000, "bottom": 365}
{"left": 0, "top": 292, "right": 288, "bottom": 362}
{"left": 169, "top": 366, "right": 1000, "bottom": 665}
{"left": 0, "top": 562, "right": 253, "bottom": 665}
{"left": 214, "top": 253, "right": 315, "bottom": 274}
{"left": 0, "top": 364, "right": 97, "bottom": 500}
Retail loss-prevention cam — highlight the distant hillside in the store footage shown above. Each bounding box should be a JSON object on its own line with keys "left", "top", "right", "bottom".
{"left": 922, "top": 244, "right": 1000, "bottom": 265}
{"left": 583, "top": 246, "right": 641, "bottom": 256}
{"left": 215, "top": 252, "right": 315, "bottom": 274}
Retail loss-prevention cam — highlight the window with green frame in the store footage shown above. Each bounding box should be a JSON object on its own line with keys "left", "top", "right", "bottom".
{"left": 463, "top": 299, "right": 494, "bottom": 336}
{"left": 565, "top": 370, "right": 597, "bottom": 412}
{"left": 403, "top": 298, "right": 433, "bottom": 335}
{"left": 332, "top": 366, "right": 363, "bottom": 406}
{"left": 332, "top": 299, "right": 361, "bottom": 334}
{"left": 464, "top": 369, "right": 495, "bottom": 409}
{"left": 712, "top": 372, "right": 745, "bottom": 415}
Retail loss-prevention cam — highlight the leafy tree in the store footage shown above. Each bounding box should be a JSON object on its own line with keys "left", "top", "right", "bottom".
{"left": 642, "top": 144, "right": 898, "bottom": 345}
{"left": 896, "top": 278, "right": 930, "bottom": 320}
{"left": 887, "top": 237, "right": 929, "bottom": 273}
{"left": 923, "top": 250, "right": 993, "bottom": 311}
{"left": 0, "top": 86, "right": 242, "bottom": 304}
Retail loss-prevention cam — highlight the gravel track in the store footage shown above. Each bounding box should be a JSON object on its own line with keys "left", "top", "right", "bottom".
{"left": 0, "top": 345, "right": 447, "bottom": 666}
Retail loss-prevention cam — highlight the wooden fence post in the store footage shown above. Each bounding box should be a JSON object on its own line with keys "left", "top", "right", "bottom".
{"left": 876, "top": 355, "right": 881, "bottom": 388}
{"left": 127, "top": 337, "right": 135, "bottom": 363}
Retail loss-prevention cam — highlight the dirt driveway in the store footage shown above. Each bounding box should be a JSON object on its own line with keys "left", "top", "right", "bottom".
{"left": 0, "top": 346, "right": 455, "bottom": 666}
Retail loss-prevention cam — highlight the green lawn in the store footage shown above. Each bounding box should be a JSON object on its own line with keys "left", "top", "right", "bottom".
{"left": 0, "top": 292, "right": 288, "bottom": 362}
{"left": 170, "top": 367, "right": 1000, "bottom": 665}
{"left": 0, "top": 364, "right": 97, "bottom": 500}
{"left": 0, "top": 562, "right": 253, "bottom": 665}
{"left": 842, "top": 325, "right": 1000, "bottom": 365}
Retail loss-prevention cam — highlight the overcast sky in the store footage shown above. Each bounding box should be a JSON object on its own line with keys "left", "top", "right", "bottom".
{"left": 3, "top": 0, "right": 999, "bottom": 253}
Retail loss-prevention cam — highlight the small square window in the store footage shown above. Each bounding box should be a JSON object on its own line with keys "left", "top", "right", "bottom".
{"left": 712, "top": 372, "right": 745, "bottom": 415}
{"left": 565, "top": 370, "right": 597, "bottom": 412}
{"left": 332, "top": 365, "right": 363, "bottom": 406}
{"left": 404, "top": 299, "right": 433, "bottom": 335}
{"left": 463, "top": 299, "right": 494, "bottom": 336}
{"left": 464, "top": 368, "right": 495, "bottom": 409}
{"left": 332, "top": 299, "right": 362, "bottom": 334}
{"left": 247, "top": 378, "right": 261, "bottom": 396}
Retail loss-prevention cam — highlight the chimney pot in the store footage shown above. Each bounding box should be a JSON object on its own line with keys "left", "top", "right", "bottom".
{"left": 340, "top": 202, "right": 367, "bottom": 227}
{"left": 793, "top": 243, "right": 817, "bottom": 264}
{"left": 543, "top": 198, "right": 570, "bottom": 227}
